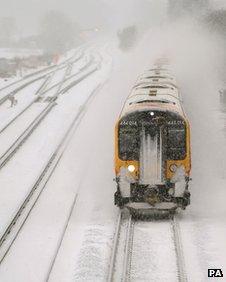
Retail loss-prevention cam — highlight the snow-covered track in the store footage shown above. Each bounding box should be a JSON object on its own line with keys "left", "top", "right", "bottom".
{"left": 0, "top": 49, "right": 83, "bottom": 94}
{"left": 122, "top": 214, "right": 134, "bottom": 282}
{"left": 60, "top": 64, "right": 100, "bottom": 95}
{"left": 0, "top": 75, "right": 47, "bottom": 106}
{"left": 0, "top": 50, "right": 84, "bottom": 106}
{"left": 108, "top": 211, "right": 187, "bottom": 282}
{"left": 0, "top": 59, "right": 99, "bottom": 171}
{"left": 45, "top": 194, "right": 78, "bottom": 281}
{"left": 108, "top": 212, "right": 122, "bottom": 282}
{"left": 0, "top": 102, "right": 56, "bottom": 170}
{"left": 0, "top": 55, "right": 86, "bottom": 134}
{"left": 41, "top": 53, "right": 100, "bottom": 96}
{"left": 171, "top": 216, "right": 187, "bottom": 282}
{"left": 0, "top": 75, "right": 52, "bottom": 135}
{"left": 0, "top": 83, "right": 103, "bottom": 264}
{"left": 108, "top": 210, "right": 135, "bottom": 282}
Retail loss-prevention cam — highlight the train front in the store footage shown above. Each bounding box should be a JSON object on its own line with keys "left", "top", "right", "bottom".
{"left": 114, "top": 107, "right": 191, "bottom": 215}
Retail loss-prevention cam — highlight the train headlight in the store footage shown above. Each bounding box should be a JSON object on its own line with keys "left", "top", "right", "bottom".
{"left": 169, "top": 164, "right": 177, "bottom": 172}
{"left": 128, "top": 165, "right": 135, "bottom": 172}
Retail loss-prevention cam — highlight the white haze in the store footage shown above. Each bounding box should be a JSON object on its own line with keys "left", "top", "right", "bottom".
{"left": 109, "top": 10, "right": 226, "bottom": 217}
{"left": 2, "top": 0, "right": 225, "bottom": 36}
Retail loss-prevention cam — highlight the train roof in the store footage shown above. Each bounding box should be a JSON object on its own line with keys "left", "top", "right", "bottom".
{"left": 140, "top": 69, "right": 172, "bottom": 77}
{"left": 120, "top": 68, "right": 185, "bottom": 118}
{"left": 133, "top": 82, "right": 177, "bottom": 92}
{"left": 135, "top": 77, "right": 177, "bottom": 89}
{"left": 128, "top": 87, "right": 180, "bottom": 104}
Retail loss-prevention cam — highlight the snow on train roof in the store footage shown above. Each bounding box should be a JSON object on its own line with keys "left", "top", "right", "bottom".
{"left": 140, "top": 69, "right": 172, "bottom": 78}
{"left": 135, "top": 77, "right": 177, "bottom": 89}
{"left": 136, "top": 68, "right": 177, "bottom": 86}
{"left": 133, "top": 83, "right": 177, "bottom": 92}
{"left": 126, "top": 94, "right": 179, "bottom": 107}
{"left": 128, "top": 87, "right": 180, "bottom": 102}
{"left": 120, "top": 67, "right": 184, "bottom": 116}
{"left": 137, "top": 73, "right": 174, "bottom": 80}
{"left": 121, "top": 91, "right": 183, "bottom": 116}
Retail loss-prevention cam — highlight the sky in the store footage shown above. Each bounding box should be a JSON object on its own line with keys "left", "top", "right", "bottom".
{"left": 0, "top": 0, "right": 167, "bottom": 36}
{"left": 0, "top": 0, "right": 225, "bottom": 36}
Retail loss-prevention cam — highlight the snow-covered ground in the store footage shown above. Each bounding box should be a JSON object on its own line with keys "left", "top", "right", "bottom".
{"left": 0, "top": 47, "right": 80, "bottom": 94}
{"left": 0, "top": 48, "right": 43, "bottom": 59}
{"left": 0, "top": 18, "right": 225, "bottom": 282}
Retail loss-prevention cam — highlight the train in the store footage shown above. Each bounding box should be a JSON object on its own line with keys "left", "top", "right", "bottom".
{"left": 114, "top": 63, "right": 191, "bottom": 215}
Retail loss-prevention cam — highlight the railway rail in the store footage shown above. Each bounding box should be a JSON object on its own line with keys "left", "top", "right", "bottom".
{"left": 0, "top": 52, "right": 96, "bottom": 136}
{"left": 0, "top": 50, "right": 85, "bottom": 106}
{"left": 0, "top": 64, "right": 102, "bottom": 263}
{"left": 0, "top": 102, "right": 56, "bottom": 169}
{"left": 0, "top": 48, "right": 83, "bottom": 94}
{"left": 108, "top": 210, "right": 187, "bottom": 282}
{"left": 0, "top": 56, "right": 99, "bottom": 170}
{"left": 0, "top": 74, "right": 52, "bottom": 135}
{"left": 0, "top": 54, "right": 92, "bottom": 134}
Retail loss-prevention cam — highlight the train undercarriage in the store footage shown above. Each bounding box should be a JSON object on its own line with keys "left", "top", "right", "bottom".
{"left": 114, "top": 176, "right": 191, "bottom": 217}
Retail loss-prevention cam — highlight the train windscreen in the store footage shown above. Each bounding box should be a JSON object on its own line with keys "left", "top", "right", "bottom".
{"left": 118, "top": 111, "right": 187, "bottom": 161}
{"left": 119, "top": 125, "right": 139, "bottom": 160}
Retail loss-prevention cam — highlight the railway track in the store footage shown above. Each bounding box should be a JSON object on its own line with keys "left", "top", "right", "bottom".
{"left": 0, "top": 53, "right": 96, "bottom": 135}
{"left": 0, "top": 48, "right": 83, "bottom": 94}
{"left": 0, "top": 74, "right": 53, "bottom": 135}
{"left": 0, "top": 102, "right": 56, "bottom": 169}
{"left": 0, "top": 55, "right": 92, "bottom": 134}
{"left": 0, "top": 50, "right": 85, "bottom": 106}
{"left": 171, "top": 216, "right": 187, "bottom": 282}
{"left": 0, "top": 66, "right": 99, "bottom": 168}
{"left": 41, "top": 55, "right": 95, "bottom": 97}
{"left": 0, "top": 65, "right": 102, "bottom": 264}
{"left": 0, "top": 55, "right": 100, "bottom": 171}
{"left": 108, "top": 210, "right": 187, "bottom": 282}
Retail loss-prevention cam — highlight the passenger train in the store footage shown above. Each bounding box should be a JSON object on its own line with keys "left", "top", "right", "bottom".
{"left": 114, "top": 64, "right": 191, "bottom": 215}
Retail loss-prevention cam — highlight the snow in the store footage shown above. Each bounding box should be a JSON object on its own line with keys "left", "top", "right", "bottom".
{"left": 0, "top": 12, "right": 225, "bottom": 282}
{"left": 0, "top": 47, "right": 80, "bottom": 100}
{"left": 131, "top": 221, "right": 177, "bottom": 281}
{"left": 0, "top": 79, "right": 45, "bottom": 130}
{"left": 0, "top": 103, "right": 47, "bottom": 157}
{"left": 0, "top": 48, "right": 43, "bottom": 59}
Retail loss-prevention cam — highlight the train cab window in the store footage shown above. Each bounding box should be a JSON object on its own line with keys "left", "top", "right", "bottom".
{"left": 167, "top": 127, "right": 186, "bottom": 160}
{"left": 119, "top": 125, "right": 139, "bottom": 160}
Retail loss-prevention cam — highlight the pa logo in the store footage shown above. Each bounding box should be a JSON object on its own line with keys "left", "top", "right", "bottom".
{"left": 208, "top": 269, "right": 223, "bottom": 278}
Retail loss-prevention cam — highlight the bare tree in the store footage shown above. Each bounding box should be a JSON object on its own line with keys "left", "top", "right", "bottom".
{"left": 204, "top": 9, "right": 226, "bottom": 39}
{"left": 117, "top": 25, "right": 138, "bottom": 51}
{"left": 204, "top": 9, "right": 226, "bottom": 83}
{"left": 38, "top": 11, "right": 79, "bottom": 54}
{"left": 168, "top": 0, "right": 209, "bottom": 19}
